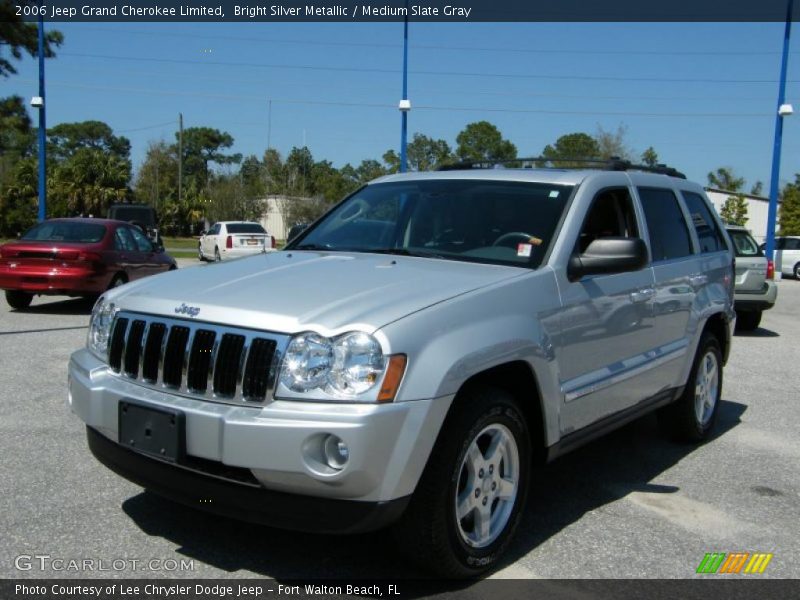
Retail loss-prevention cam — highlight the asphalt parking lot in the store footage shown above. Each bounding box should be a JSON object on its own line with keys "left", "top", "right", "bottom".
{"left": 1, "top": 263, "right": 798, "bottom": 580}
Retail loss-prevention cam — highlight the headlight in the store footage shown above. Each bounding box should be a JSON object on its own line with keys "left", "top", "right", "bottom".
{"left": 279, "top": 331, "right": 399, "bottom": 401}
{"left": 329, "top": 332, "right": 385, "bottom": 395}
{"left": 87, "top": 296, "right": 115, "bottom": 361}
{"left": 281, "top": 333, "right": 333, "bottom": 392}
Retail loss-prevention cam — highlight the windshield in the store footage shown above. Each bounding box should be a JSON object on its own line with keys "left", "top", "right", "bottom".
{"left": 290, "top": 179, "right": 572, "bottom": 268}
{"left": 110, "top": 206, "right": 156, "bottom": 225}
{"left": 226, "top": 223, "right": 266, "bottom": 234}
{"left": 22, "top": 221, "right": 107, "bottom": 243}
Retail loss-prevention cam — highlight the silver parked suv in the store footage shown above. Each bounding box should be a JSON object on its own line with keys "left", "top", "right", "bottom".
{"left": 68, "top": 159, "right": 735, "bottom": 577}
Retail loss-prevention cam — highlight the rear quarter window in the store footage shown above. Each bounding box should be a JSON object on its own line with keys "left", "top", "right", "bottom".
{"left": 728, "top": 230, "right": 763, "bottom": 257}
{"left": 681, "top": 191, "right": 728, "bottom": 253}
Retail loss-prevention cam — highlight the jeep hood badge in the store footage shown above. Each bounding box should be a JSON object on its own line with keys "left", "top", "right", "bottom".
{"left": 174, "top": 303, "right": 201, "bottom": 318}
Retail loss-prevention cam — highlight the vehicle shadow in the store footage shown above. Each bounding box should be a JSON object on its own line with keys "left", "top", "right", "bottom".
{"left": 17, "top": 297, "right": 94, "bottom": 316}
{"left": 121, "top": 399, "right": 746, "bottom": 586}
{"left": 734, "top": 327, "right": 779, "bottom": 338}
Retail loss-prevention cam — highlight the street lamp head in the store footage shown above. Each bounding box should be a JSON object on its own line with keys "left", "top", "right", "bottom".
{"left": 398, "top": 99, "right": 412, "bottom": 112}
{"left": 779, "top": 103, "right": 794, "bottom": 116}
{"left": 30, "top": 96, "right": 44, "bottom": 108}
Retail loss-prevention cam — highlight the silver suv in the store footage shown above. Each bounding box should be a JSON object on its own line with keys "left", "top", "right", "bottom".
{"left": 68, "top": 161, "right": 735, "bottom": 577}
{"left": 726, "top": 224, "right": 778, "bottom": 331}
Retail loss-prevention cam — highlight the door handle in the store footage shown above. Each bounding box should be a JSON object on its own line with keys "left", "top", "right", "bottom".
{"left": 630, "top": 288, "right": 656, "bottom": 303}
{"left": 689, "top": 274, "right": 708, "bottom": 287}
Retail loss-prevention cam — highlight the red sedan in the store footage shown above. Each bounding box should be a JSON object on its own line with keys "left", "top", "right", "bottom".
{"left": 0, "top": 218, "right": 177, "bottom": 310}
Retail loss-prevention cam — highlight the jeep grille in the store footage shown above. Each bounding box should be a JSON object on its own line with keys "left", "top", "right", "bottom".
{"left": 107, "top": 311, "right": 285, "bottom": 405}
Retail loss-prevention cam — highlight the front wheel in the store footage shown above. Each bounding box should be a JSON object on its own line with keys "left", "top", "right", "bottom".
{"left": 5, "top": 290, "right": 32, "bottom": 310}
{"left": 393, "top": 386, "right": 530, "bottom": 577}
{"left": 659, "top": 332, "right": 722, "bottom": 442}
{"left": 794, "top": 262, "right": 800, "bottom": 279}
{"left": 198, "top": 243, "right": 205, "bottom": 261}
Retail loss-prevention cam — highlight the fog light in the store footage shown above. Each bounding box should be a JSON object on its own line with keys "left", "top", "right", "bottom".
{"left": 323, "top": 434, "right": 349, "bottom": 470}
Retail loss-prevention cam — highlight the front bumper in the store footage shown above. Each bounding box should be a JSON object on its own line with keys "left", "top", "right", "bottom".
{"left": 734, "top": 280, "right": 778, "bottom": 312}
{"left": 68, "top": 348, "right": 450, "bottom": 509}
{"left": 86, "top": 426, "right": 409, "bottom": 533}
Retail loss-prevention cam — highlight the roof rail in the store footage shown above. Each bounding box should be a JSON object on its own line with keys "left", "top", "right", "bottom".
{"left": 436, "top": 156, "right": 686, "bottom": 179}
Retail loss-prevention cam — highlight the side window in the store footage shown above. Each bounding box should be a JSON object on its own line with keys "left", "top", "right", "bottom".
{"left": 638, "top": 187, "right": 693, "bottom": 262}
{"left": 114, "top": 227, "right": 136, "bottom": 252}
{"left": 129, "top": 227, "right": 154, "bottom": 252}
{"left": 681, "top": 191, "right": 728, "bottom": 253}
{"left": 776, "top": 238, "right": 785, "bottom": 250}
{"left": 787, "top": 238, "right": 800, "bottom": 250}
{"left": 576, "top": 187, "right": 638, "bottom": 253}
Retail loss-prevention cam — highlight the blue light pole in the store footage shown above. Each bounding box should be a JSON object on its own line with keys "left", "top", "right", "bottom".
{"left": 398, "top": 1, "right": 410, "bottom": 173}
{"left": 36, "top": 10, "right": 47, "bottom": 222}
{"left": 765, "top": 0, "right": 794, "bottom": 261}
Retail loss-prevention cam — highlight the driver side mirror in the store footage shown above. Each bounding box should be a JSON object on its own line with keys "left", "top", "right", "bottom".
{"left": 200, "top": 230, "right": 207, "bottom": 236}
{"left": 568, "top": 237, "right": 648, "bottom": 281}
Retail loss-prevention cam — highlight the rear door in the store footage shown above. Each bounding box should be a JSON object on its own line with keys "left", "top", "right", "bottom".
{"left": 128, "top": 226, "right": 165, "bottom": 276}
{"left": 635, "top": 186, "right": 701, "bottom": 391}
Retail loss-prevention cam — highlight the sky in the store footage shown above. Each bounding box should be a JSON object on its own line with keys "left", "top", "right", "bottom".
{"left": 4, "top": 21, "right": 800, "bottom": 191}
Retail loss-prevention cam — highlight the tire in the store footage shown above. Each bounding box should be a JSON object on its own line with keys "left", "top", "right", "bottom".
{"left": 735, "top": 310, "right": 762, "bottom": 332}
{"left": 214, "top": 247, "right": 221, "bottom": 262}
{"left": 198, "top": 244, "right": 205, "bottom": 261}
{"left": 5, "top": 290, "right": 32, "bottom": 310}
{"left": 392, "top": 385, "right": 531, "bottom": 577}
{"left": 659, "top": 332, "right": 722, "bottom": 442}
{"left": 794, "top": 262, "right": 800, "bottom": 279}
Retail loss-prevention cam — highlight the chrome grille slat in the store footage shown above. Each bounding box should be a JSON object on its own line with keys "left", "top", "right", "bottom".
{"left": 107, "top": 311, "right": 288, "bottom": 406}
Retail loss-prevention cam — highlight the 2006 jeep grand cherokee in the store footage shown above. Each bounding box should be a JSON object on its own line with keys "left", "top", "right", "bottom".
{"left": 68, "top": 160, "right": 735, "bottom": 577}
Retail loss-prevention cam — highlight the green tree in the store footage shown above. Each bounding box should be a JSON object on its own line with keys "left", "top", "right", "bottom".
{"left": 750, "top": 181, "right": 764, "bottom": 196}
{"left": 455, "top": 121, "right": 516, "bottom": 162}
{"left": 541, "top": 132, "right": 600, "bottom": 167}
{"left": 407, "top": 134, "right": 453, "bottom": 171}
{"left": 178, "top": 127, "right": 241, "bottom": 190}
{"left": 382, "top": 149, "right": 400, "bottom": 174}
{"left": 641, "top": 146, "right": 659, "bottom": 167}
{"left": 595, "top": 124, "right": 633, "bottom": 160}
{"left": 778, "top": 175, "right": 800, "bottom": 235}
{"left": 49, "top": 147, "right": 131, "bottom": 216}
{"left": 0, "top": 2, "right": 63, "bottom": 77}
{"left": 707, "top": 167, "right": 744, "bottom": 192}
{"left": 0, "top": 157, "right": 37, "bottom": 235}
{"left": 48, "top": 120, "right": 131, "bottom": 162}
{"left": 719, "top": 194, "right": 749, "bottom": 226}
{"left": 134, "top": 141, "right": 178, "bottom": 213}
{"left": 0, "top": 96, "right": 34, "bottom": 190}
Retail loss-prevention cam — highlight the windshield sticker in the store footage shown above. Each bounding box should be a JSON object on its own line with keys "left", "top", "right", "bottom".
{"left": 549, "top": 190, "right": 560, "bottom": 198}
{"left": 517, "top": 243, "right": 532, "bottom": 257}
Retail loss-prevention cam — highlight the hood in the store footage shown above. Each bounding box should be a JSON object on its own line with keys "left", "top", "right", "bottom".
{"left": 108, "top": 251, "right": 524, "bottom": 335}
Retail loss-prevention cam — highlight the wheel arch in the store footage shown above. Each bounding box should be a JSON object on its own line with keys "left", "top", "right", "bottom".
{"left": 453, "top": 360, "right": 549, "bottom": 464}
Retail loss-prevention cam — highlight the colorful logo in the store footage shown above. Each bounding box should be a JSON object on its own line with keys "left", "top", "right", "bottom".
{"left": 696, "top": 552, "right": 773, "bottom": 574}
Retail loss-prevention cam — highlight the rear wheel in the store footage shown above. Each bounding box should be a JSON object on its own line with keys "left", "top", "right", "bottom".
{"left": 5, "top": 290, "right": 32, "bottom": 310}
{"left": 659, "top": 332, "right": 722, "bottom": 442}
{"left": 214, "top": 247, "right": 221, "bottom": 262}
{"left": 735, "top": 310, "right": 762, "bottom": 332}
{"left": 794, "top": 262, "right": 800, "bottom": 279}
{"left": 393, "top": 385, "right": 530, "bottom": 577}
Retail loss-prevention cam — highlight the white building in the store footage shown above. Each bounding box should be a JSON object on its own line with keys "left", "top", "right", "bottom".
{"left": 705, "top": 188, "right": 775, "bottom": 243}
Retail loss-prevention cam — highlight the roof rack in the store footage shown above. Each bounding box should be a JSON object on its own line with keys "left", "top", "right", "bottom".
{"left": 436, "top": 156, "right": 686, "bottom": 179}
